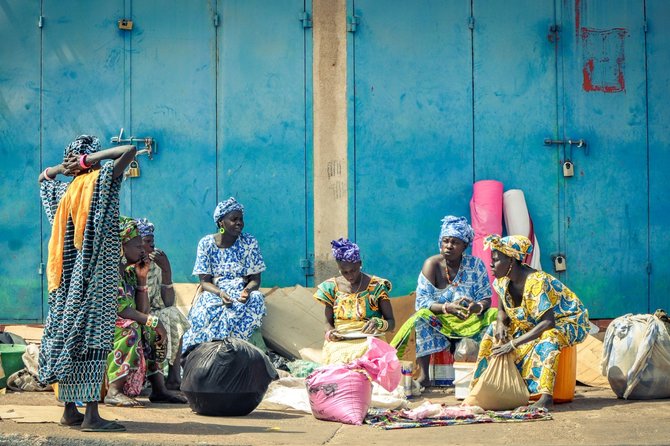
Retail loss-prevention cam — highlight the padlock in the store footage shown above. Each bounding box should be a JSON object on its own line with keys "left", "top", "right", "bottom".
{"left": 118, "top": 19, "right": 133, "bottom": 30}
{"left": 553, "top": 255, "right": 567, "bottom": 272}
{"left": 563, "top": 160, "right": 574, "bottom": 177}
{"left": 126, "top": 159, "right": 140, "bottom": 178}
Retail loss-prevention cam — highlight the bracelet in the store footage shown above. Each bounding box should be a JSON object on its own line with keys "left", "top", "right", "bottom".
{"left": 146, "top": 314, "right": 159, "bottom": 328}
{"left": 161, "top": 283, "right": 174, "bottom": 289}
{"left": 442, "top": 302, "right": 448, "bottom": 314}
{"left": 325, "top": 329, "right": 334, "bottom": 341}
{"left": 136, "top": 285, "right": 148, "bottom": 292}
{"left": 43, "top": 167, "right": 54, "bottom": 181}
{"left": 509, "top": 340, "right": 516, "bottom": 349}
{"left": 379, "top": 319, "right": 389, "bottom": 332}
{"left": 78, "top": 154, "right": 90, "bottom": 170}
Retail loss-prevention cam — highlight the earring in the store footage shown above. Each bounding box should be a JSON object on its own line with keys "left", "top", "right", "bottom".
{"left": 219, "top": 227, "right": 225, "bottom": 234}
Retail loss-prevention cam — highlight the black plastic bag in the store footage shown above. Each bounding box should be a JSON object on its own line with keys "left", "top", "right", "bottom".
{"left": 181, "top": 338, "right": 279, "bottom": 416}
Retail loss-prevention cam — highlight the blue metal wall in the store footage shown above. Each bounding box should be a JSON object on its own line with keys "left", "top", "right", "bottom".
{"left": 348, "top": 0, "right": 669, "bottom": 317}
{"left": 0, "top": 0, "right": 312, "bottom": 323}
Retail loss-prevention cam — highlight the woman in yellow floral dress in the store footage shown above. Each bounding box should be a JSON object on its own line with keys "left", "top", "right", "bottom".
{"left": 314, "top": 238, "right": 395, "bottom": 364}
{"left": 470, "top": 235, "right": 589, "bottom": 409}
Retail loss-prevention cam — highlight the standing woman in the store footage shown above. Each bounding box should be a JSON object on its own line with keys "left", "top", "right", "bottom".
{"left": 314, "top": 238, "right": 395, "bottom": 364}
{"left": 182, "top": 197, "right": 267, "bottom": 352}
{"left": 38, "top": 135, "right": 136, "bottom": 432}
{"left": 471, "top": 235, "right": 590, "bottom": 409}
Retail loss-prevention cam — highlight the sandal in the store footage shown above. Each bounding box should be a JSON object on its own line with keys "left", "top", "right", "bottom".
{"left": 81, "top": 420, "right": 126, "bottom": 432}
{"left": 104, "top": 394, "right": 145, "bottom": 408}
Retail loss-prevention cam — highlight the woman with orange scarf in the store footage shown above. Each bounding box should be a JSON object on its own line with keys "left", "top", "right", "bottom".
{"left": 38, "top": 135, "right": 135, "bottom": 432}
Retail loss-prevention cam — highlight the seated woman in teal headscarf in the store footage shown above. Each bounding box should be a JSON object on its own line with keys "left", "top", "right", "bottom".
{"left": 314, "top": 238, "right": 396, "bottom": 364}
{"left": 391, "top": 216, "right": 497, "bottom": 388}
{"left": 471, "top": 235, "right": 589, "bottom": 409}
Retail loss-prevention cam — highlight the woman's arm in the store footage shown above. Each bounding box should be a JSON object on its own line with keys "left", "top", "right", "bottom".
{"left": 151, "top": 250, "right": 175, "bottom": 307}
{"left": 198, "top": 274, "right": 233, "bottom": 305}
{"left": 239, "top": 272, "right": 261, "bottom": 303}
{"left": 63, "top": 145, "right": 137, "bottom": 179}
{"left": 38, "top": 164, "right": 67, "bottom": 183}
{"left": 492, "top": 308, "right": 555, "bottom": 356}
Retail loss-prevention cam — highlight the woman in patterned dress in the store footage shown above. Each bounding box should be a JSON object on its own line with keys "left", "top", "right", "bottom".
{"left": 136, "top": 218, "right": 190, "bottom": 390}
{"left": 38, "top": 136, "right": 135, "bottom": 432}
{"left": 392, "top": 216, "right": 496, "bottom": 388}
{"left": 471, "top": 234, "right": 590, "bottom": 409}
{"left": 314, "top": 238, "right": 396, "bottom": 364}
{"left": 182, "top": 197, "right": 267, "bottom": 353}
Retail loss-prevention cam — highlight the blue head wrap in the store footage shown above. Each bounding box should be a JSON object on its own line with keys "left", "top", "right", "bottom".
{"left": 331, "top": 238, "right": 361, "bottom": 263}
{"left": 439, "top": 215, "right": 475, "bottom": 248}
{"left": 63, "top": 135, "right": 101, "bottom": 159}
{"left": 213, "top": 197, "right": 244, "bottom": 223}
{"left": 136, "top": 218, "right": 155, "bottom": 238}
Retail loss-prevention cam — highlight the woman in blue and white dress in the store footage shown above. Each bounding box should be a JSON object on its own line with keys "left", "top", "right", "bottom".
{"left": 182, "top": 197, "right": 267, "bottom": 353}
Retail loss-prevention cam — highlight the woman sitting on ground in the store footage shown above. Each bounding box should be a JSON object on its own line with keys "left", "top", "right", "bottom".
{"left": 314, "top": 238, "right": 395, "bottom": 364}
{"left": 471, "top": 234, "right": 590, "bottom": 409}
{"left": 104, "top": 217, "right": 187, "bottom": 407}
{"left": 182, "top": 197, "right": 267, "bottom": 353}
{"left": 391, "top": 216, "right": 497, "bottom": 388}
{"left": 136, "top": 218, "right": 190, "bottom": 390}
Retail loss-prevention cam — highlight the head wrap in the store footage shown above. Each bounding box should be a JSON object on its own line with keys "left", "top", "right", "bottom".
{"left": 331, "top": 238, "right": 361, "bottom": 263}
{"left": 63, "top": 135, "right": 101, "bottom": 159}
{"left": 119, "top": 216, "right": 140, "bottom": 244}
{"left": 136, "top": 218, "right": 155, "bottom": 238}
{"left": 213, "top": 197, "right": 244, "bottom": 223}
{"left": 438, "top": 216, "right": 475, "bottom": 248}
{"left": 483, "top": 234, "right": 533, "bottom": 262}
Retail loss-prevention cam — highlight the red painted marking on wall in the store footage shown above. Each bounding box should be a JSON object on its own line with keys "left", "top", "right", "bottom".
{"left": 581, "top": 27, "right": 627, "bottom": 93}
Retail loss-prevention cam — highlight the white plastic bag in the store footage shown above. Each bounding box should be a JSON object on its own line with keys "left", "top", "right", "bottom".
{"left": 454, "top": 338, "right": 479, "bottom": 362}
{"left": 602, "top": 313, "right": 670, "bottom": 399}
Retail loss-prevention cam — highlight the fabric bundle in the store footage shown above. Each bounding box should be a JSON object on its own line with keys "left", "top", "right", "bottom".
{"left": 502, "top": 189, "right": 542, "bottom": 270}
{"left": 469, "top": 180, "right": 504, "bottom": 306}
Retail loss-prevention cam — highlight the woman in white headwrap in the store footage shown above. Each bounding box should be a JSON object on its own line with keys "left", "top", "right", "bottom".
{"left": 181, "top": 197, "right": 267, "bottom": 353}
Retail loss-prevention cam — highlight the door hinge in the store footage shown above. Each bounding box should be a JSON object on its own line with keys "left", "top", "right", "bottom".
{"left": 468, "top": 16, "right": 475, "bottom": 30}
{"left": 38, "top": 263, "right": 45, "bottom": 275}
{"left": 643, "top": 20, "right": 648, "bottom": 33}
{"left": 38, "top": 15, "right": 44, "bottom": 28}
{"left": 647, "top": 263, "right": 652, "bottom": 275}
{"left": 300, "top": 11, "right": 312, "bottom": 29}
{"left": 213, "top": 13, "right": 220, "bottom": 28}
{"left": 347, "top": 15, "right": 359, "bottom": 33}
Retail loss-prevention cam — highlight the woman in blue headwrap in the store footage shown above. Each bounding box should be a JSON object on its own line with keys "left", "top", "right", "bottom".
{"left": 391, "top": 216, "right": 497, "bottom": 388}
{"left": 38, "top": 135, "right": 136, "bottom": 432}
{"left": 313, "top": 238, "right": 396, "bottom": 364}
{"left": 136, "top": 218, "right": 190, "bottom": 390}
{"left": 182, "top": 197, "right": 267, "bottom": 353}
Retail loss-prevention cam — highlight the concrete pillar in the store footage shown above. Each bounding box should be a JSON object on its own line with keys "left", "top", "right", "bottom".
{"left": 312, "top": 0, "right": 348, "bottom": 283}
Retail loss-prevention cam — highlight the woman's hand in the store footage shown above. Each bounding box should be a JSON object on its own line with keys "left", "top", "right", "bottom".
{"left": 134, "top": 255, "right": 151, "bottom": 281}
{"left": 238, "top": 288, "right": 250, "bottom": 304}
{"left": 494, "top": 322, "right": 508, "bottom": 342}
{"left": 492, "top": 341, "right": 515, "bottom": 357}
{"left": 155, "top": 321, "right": 168, "bottom": 346}
{"left": 444, "top": 302, "right": 468, "bottom": 320}
{"left": 218, "top": 290, "right": 233, "bottom": 306}
{"left": 149, "top": 249, "right": 170, "bottom": 271}
{"left": 325, "top": 329, "right": 344, "bottom": 342}
{"left": 62, "top": 154, "right": 85, "bottom": 176}
{"left": 362, "top": 319, "right": 380, "bottom": 334}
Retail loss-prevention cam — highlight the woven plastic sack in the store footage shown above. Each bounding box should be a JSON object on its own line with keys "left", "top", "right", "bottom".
{"left": 306, "top": 365, "right": 372, "bottom": 425}
{"left": 464, "top": 352, "right": 529, "bottom": 410}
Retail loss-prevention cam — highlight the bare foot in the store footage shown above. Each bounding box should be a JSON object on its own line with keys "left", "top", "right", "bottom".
{"left": 60, "top": 402, "right": 85, "bottom": 426}
{"left": 529, "top": 394, "right": 553, "bottom": 410}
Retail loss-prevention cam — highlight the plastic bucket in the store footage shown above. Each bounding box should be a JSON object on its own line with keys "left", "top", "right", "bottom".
{"left": 429, "top": 349, "right": 454, "bottom": 386}
{"left": 453, "top": 362, "right": 476, "bottom": 400}
{"left": 0, "top": 344, "right": 27, "bottom": 389}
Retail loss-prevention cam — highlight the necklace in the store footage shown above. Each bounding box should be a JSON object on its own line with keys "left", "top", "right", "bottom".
{"left": 444, "top": 264, "right": 459, "bottom": 287}
{"left": 344, "top": 275, "right": 365, "bottom": 294}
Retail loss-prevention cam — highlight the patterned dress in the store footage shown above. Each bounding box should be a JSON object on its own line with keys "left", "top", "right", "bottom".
{"left": 182, "top": 233, "right": 266, "bottom": 352}
{"left": 314, "top": 276, "right": 392, "bottom": 364}
{"left": 472, "top": 271, "right": 590, "bottom": 395}
{"left": 106, "top": 269, "right": 161, "bottom": 397}
{"left": 414, "top": 254, "right": 492, "bottom": 358}
{"left": 39, "top": 162, "right": 121, "bottom": 402}
{"left": 147, "top": 261, "right": 190, "bottom": 365}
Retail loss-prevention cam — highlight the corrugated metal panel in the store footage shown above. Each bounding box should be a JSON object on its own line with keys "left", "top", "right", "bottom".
{"left": 350, "top": 0, "right": 474, "bottom": 295}
{"left": 0, "top": 0, "right": 42, "bottom": 323}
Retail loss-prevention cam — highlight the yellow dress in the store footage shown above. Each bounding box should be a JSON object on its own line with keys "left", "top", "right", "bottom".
{"left": 471, "top": 271, "right": 589, "bottom": 395}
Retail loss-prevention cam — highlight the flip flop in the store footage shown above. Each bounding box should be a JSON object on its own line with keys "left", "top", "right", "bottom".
{"left": 104, "top": 394, "right": 145, "bottom": 408}
{"left": 81, "top": 420, "right": 126, "bottom": 433}
{"left": 149, "top": 393, "right": 188, "bottom": 404}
